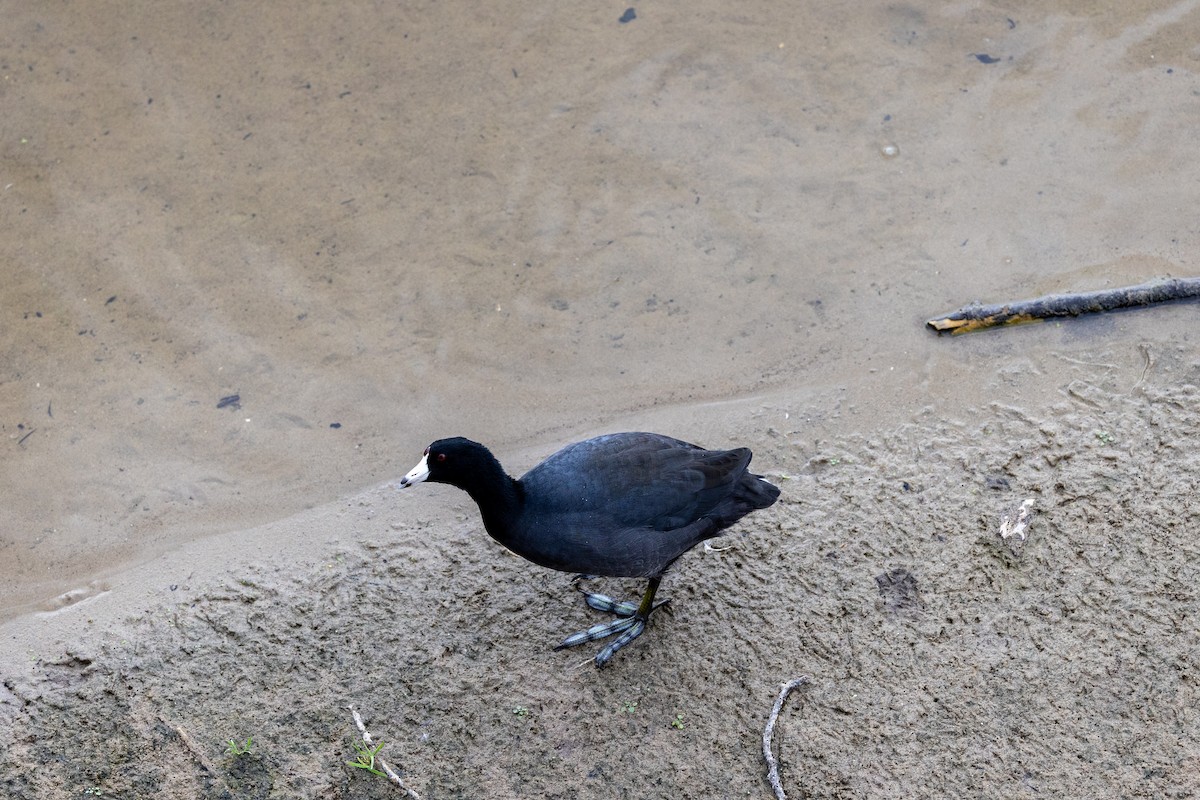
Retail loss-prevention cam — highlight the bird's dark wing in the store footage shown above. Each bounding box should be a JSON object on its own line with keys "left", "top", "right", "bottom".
{"left": 520, "top": 432, "right": 751, "bottom": 531}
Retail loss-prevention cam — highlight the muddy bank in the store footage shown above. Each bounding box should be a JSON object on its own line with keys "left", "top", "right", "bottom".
{"left": 3, "top": 365, "right": 1198, "bottom": 798}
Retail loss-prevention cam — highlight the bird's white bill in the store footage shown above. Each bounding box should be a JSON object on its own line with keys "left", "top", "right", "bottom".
{"left": 398, "top": 453, "right": 430, "bottom": 488}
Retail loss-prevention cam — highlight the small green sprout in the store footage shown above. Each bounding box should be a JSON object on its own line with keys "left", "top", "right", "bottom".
{"left": 1094, "top": 430, "right": 1115, "bottom": 445}
{"left": 620, "top": 700, "right": 638, "bottom": 713}
{"left": 225, "top": 736, "right": 254, "bottom": 756}
{"left": 84, "top": 789, "right": 104, "bottom": 797}
{"left": 671, "top": 713, "right": 685, "bottom": 730}
{"left": 512, "top": 705, "right": 528, "bottom": 717}
{"left": 347, "top": 739, "right": 388, "bottom": 778}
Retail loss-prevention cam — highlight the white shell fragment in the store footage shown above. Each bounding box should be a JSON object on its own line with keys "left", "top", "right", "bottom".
{"left": 998, "top": 498, "right": 1035, "bottom": 557}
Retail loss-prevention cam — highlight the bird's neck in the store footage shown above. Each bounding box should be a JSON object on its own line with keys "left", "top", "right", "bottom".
{"left": 462, "top": 469, "right": 523, "bottom": 540}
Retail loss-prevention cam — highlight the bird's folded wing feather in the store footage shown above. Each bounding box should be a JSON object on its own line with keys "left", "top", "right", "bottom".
{"left": 522, "top": 433, "right": 751, "bottom": 531}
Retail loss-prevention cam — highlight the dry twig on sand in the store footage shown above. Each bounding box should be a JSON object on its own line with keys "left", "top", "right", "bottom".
{"left": 163, "top": 716, "right": 235, "bottom": 795}
{"left": 926, "top": 277, "right": 1200, "bottom": 335}
{"left": 348, "top": 706, "right": 422, "bottom": 798}
{"left": 762, "top": 676, "right": 811, "bottom": 800}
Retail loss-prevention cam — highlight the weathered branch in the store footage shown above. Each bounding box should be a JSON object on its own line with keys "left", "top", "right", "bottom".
{"left": 926, "top": 277, "right": 1200, "bottom": 335}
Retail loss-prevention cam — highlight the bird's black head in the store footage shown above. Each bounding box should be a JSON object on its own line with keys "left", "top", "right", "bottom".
{"left": 398, "top": 437, "right": 500, "bottom": 489}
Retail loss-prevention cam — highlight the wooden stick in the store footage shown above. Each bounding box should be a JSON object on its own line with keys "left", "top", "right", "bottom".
{"left": 762, "top": 676, "right": 810, "bottom": 800}
{"left": 926, "top": 277, "right": 1200, "bottom": 335}
{"left": 160, "top": 716, "right": 236, "bottom": 796}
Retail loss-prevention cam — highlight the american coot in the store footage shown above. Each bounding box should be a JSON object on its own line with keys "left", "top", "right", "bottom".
{"left": 399, "top": 432, "right": 780, "bottom": 666}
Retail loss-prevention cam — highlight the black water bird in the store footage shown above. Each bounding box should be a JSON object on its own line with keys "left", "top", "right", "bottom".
{"left": 398, "top": 432, "right": 780, "bottom": 666}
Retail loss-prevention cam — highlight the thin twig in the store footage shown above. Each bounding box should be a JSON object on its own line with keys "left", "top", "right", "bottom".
{"left": 762, "top": 676, "right": 810, "bottom": 800}
{"left": 348, "top": 706, "right": 422, "bottom": 799}
{"left": 162, "top": 716, "right": 235, "bottom": 796}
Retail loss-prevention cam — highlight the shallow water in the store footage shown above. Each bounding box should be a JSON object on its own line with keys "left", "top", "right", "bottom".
{"left": 1, "top": 2, "right": 1197, "bottom": 629}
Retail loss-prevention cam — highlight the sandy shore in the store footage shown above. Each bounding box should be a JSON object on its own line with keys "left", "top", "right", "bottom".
{"left": 3, "top": 2, "right": 1199, "bottom": 797}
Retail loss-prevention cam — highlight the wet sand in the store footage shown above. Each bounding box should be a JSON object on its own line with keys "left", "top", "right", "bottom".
{"left": 3, "top": 2, "right": 1199, "bottom": 797}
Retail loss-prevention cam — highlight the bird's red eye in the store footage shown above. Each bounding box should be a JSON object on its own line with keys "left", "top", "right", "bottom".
{"left": 436, "top": 453, "right": 447, "bottom": 462}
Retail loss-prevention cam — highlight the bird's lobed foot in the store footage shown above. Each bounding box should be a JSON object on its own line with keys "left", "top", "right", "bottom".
{"left": 555, "top": 587, "right": 671, "bottom": 667}
{"left": 577, "top": 586, "right": 671, "bottom": 618}
{"left": 555, "top": 616, "right": 646, "bottom": 667}
{"left": 581, "top": 591, "right": 639, "bottom": 617}
{"left": 555, "top": 614, "right": 641, "bottom": 650}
